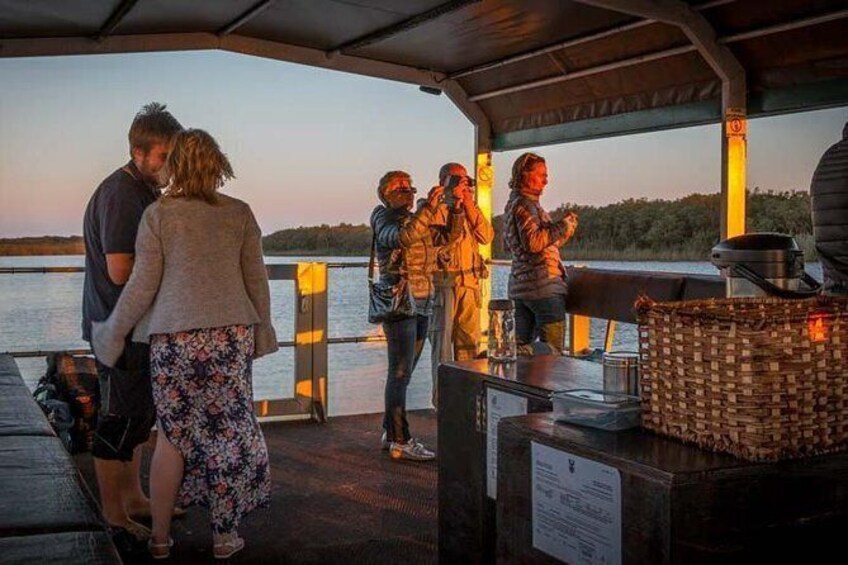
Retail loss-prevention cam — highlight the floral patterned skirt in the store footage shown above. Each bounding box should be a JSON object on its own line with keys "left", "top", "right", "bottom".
{"left": 149, "top": 324, "right": 270, "bottom": 534}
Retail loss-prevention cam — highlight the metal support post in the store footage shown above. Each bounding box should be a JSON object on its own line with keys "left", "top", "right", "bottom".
{"left": 568, "top": 314, "right": 592, "bottom": 357}
{"left": 604, "top": 319, "right": 617, "bottom": 352}
{"left": 721, "top": 107, "right": 747, "bottom": 239}
{"left": 476, "top": 129, "right": 494, "bottom": 351}
{"left": 295, "top": 262, "right": 329, "bottom": 422}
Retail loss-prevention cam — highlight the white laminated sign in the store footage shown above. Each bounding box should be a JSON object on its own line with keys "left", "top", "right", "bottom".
{"left": 486, "top": 387, "right": 527, "bottom": 499}
{"left": 531, "top": 441, "right": 622, "bottom": 565}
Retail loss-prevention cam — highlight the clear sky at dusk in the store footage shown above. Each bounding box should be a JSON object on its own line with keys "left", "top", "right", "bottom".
{"left": 1, "top": 50, "right": 845, "bottom": 238}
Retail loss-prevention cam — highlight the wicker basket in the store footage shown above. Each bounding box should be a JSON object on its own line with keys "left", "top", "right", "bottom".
{"left": 636, "top": 295, "right": 848, "bottom": 462}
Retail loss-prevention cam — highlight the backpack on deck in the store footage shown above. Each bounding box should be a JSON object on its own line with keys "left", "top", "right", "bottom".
{"left": 33, "top": 353, "right": 99, "bottom": 453}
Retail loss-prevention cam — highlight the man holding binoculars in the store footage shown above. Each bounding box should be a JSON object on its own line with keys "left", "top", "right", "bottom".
{"left": 429, "top": 162, "right": 494, "bottom": 408}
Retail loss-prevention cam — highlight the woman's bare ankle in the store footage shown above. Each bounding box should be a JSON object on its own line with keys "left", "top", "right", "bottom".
{"left": 213, "top": 530, "right": 240, "bottom": 544}
{"left": 102, "top": 510, "right": 130, "bottom": 528}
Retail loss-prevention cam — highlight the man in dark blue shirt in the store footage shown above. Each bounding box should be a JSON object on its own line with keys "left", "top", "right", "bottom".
{"left": 82, "top": 102, "right": 182, "bottom": 550}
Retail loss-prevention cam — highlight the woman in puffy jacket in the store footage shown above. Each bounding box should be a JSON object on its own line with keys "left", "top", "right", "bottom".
{"left": 370, "top": 170, "right": 462, "bottom": 461}
{"left": 503, "top": 153, "right": 578, "bottom": 354}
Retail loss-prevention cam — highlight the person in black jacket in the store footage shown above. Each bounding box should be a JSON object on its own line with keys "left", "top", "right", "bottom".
{"left": 503, "top": 153, "right": 578, "bottom": 354}
{"left": 810, "top": 120, "right": 848, "bottom": 295}
{"left": 370, "top": 170, "right": 462, "bottom": 461}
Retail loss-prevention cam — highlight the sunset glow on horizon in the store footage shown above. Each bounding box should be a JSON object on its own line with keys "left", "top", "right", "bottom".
{"left": 1, "top": 50, "right": 845, "bottom": 238}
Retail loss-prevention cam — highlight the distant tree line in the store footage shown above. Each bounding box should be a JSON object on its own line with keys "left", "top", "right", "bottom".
{"left": 0, "top": 236, "right": 84, "bottom": 256}
{"left": 262, "top": 189, "right": 815, "bottom": 261}
{"left": 263, "top": 223, "right": 372, "bottom": 256}
{"left": 2, "top": 191, "right": 812, "bottom": 259}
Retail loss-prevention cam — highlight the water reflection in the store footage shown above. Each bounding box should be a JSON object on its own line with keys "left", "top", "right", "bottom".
{"left": 0, "top": 255, "right": 823, "bottom": 417}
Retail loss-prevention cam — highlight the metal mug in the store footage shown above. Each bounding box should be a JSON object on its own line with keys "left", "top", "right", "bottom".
{"left": 602, "top": 351, "right": 640, "bottom": 396}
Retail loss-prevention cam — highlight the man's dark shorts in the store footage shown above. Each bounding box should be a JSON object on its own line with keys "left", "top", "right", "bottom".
{"left": 92, "top": 340, "right": 155, "bottom": 462}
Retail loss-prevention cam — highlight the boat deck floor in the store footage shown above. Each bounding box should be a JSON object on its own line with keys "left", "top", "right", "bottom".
{"left": 74, "top": 410, "right": 438, "bottom": 564}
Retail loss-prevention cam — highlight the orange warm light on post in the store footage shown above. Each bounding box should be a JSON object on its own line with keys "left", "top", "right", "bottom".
{"left": 477, "top": 151, "right": 493, "bottom": 349}
{"left": 725, "top": 112, "right": 747, "bottom": 238}
{"left": 568, "top": 314, "right": 591, "bottom": 356}
{"left": 295, "top": 262, "right": 329, "bottom": 421}
{"left": 808, "top": 312, "right": 828, "bottom": 343}
{"left": 476, "top": 152, "right": 493, "bottom": 264}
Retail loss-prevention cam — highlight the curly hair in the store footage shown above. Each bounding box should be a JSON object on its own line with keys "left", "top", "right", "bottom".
{"left": 508, "top": 152, "right": 545, "bottom": 190}
{"left": 127, "top": 102, "right": 183, "bottom": 156}
{"left": 377, "top": 170, "right": 411, "bottom": 205}
{"left": 164, "top": 129, "right": 234, "bottom": 204}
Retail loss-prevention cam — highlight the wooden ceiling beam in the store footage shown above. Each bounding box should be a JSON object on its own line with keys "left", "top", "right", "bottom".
{"left": 327, "top": 0, "right": 480, "bottom": 57}
{"left": 574, "top": 0, "right": 745, "bottom": 107}
{"left": 94, "top": 0, "right": 140, "bottom": 42}
{"left": 217, "top": 0, "right": 276, "bottom": 37}
{"left": 449, "top": 0, "right": 734, "bottom": 80}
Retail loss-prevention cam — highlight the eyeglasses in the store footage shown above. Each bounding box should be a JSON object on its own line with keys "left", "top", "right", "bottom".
{"left": 516, "top": 152, "right": 543, "bottom": 172}
{"left": 395, "top": 187, "right": 417, "bottom": 194}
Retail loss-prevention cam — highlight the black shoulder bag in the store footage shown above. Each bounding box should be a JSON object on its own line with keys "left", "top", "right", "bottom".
{"left": 368, "top": 232, "right": 416, "bottom": 324}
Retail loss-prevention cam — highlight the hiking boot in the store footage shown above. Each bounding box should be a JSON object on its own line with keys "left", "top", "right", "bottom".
{"left": 389, "top": 438, "right": 435, "bottom": 461}
{"left": 381, "top": 431, "right": 390, "bottom": 451}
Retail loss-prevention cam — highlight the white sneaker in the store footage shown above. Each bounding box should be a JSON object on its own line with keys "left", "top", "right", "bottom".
{"left": 389, "top": 438, "right": 435, "bottom": 461}
{"left": 381, "top": 431, "right": 390, "bottom": 451}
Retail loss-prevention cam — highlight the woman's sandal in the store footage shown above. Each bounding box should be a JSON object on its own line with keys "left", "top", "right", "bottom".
{"left": 147, "top": 536, "right": 174, "bottom": 560}
{"left": 122, "top": 519, "right": 151, "bottom": 541}
{"left": 213, "top": 534, "right": 245, "bottom": 560}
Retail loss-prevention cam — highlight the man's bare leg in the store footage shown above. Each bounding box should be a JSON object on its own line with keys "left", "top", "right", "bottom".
{"left": 94, "top": 457, "right": 133, "bottom": 527}
{"left": 124, "top": 444, "right": 151, "bottom": 516}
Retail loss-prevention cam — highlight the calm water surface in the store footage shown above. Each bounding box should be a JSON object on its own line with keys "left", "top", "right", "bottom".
{"left": 0, "top": 256, "right": 822, "bottom": 416}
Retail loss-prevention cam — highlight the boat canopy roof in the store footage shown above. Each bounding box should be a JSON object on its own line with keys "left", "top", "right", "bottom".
{"left": 2, "top": 0, "right": 847, "bottom": 150}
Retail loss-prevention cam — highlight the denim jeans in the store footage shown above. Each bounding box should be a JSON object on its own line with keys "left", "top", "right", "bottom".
{"left": 514, "top": 295, "right": 566, "bottom": 354}
{"left": 383, "top": 314, "right": 430, "bottom": 443}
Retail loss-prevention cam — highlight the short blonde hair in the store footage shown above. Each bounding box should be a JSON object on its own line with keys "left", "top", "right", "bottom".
{"left": 377, "top": 170, "right": 411, "bottom": 205}
{"left": 164, "top": 129, "right": 234, "bottom": 204}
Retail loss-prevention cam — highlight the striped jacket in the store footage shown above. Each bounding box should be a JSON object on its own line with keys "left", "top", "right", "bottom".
{"left": 811, "top": 122, "right": 848, "bottom": 292}
{"left": 503, "top": 190, "right": 569, "bottom": 300}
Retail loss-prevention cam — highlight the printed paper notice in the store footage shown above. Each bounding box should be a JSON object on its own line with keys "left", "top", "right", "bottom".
{"left": 531, "top": 441, "right": 621, "bottom": 565}
{"left": 486, "top": 388, "right": 527, "bottom": 499}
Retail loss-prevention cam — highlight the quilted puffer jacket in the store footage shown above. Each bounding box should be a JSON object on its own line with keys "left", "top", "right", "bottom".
{"left": 811, "top": 122, "right": 848, "bottom": 293}
{"left": 371, "top": 203, "right": 463, "bottom": 310}
{"left": 503, "top": 191, "right": 569, "bottom": 300}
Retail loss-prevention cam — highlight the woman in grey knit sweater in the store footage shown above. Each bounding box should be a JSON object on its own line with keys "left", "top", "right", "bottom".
{"left": 92, "top": 129, "right": 277, "bottom": 560}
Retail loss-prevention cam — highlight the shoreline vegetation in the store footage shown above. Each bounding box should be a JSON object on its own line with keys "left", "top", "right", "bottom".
{"left": 0, "top": 236, "right": 85, "bottom": 256}
{"left": 2, "top": 190, "right": 816, "bottom": 261}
